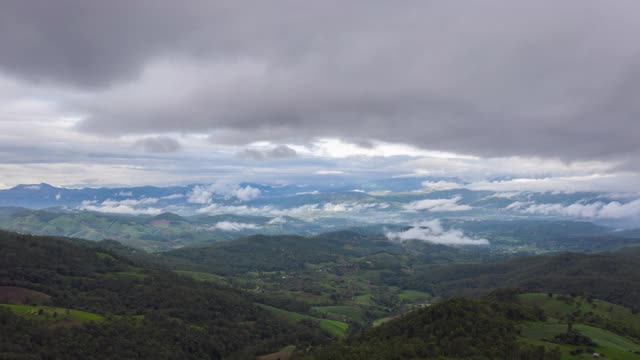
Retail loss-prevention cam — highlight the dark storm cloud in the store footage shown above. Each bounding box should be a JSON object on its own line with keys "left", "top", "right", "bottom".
{"left": 0, "top": 1, "right": 210, "bottom": 87}
{"left": 2, "top": 0, "right": 640, "bottom": 164}
{"left": 134, "top": 136, "right": 182, "bottom": 153}
{"left": 238, "top": 145, "right": 297, "bottom": 160}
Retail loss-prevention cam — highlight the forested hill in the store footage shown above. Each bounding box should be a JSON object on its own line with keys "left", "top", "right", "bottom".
{"left": 162, "top": 230, "right": 488, "bottom": 275}
{"left": 310, "top": 294, "right": 562, "bottom": 360}
{"left": 0, "top": 230, "right": 328, "bottom": 359}
{"left": 310, "top": 289, "right": 640, "bottom": 359}
{"left": 399, "top": 249, "right": 640, "bottom": 312}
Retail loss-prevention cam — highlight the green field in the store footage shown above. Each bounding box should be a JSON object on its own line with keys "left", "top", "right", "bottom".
{"left": 174, "top": 270, "right": 227, "bottom": 283}
{"left": 372, "top": 315, "right": 398, "bottom": 327}
{"left": 319, "top": 319, "right": 349, "bottom": 337}
{"left": 312, "top": 305, "right": 364, "bottom": 323}
{"left": 398, "top": 290, "right": 431, "bottom": 302}
{"left": 354, "top": 293, "right": 373, "bottom": 305}
{"left": 1, "top": 304, "right": 104, "bottom": 323}
{"left": 256, "top": 303, "right": 349, "bottom": 338}
{"left": 517, "top": 293, "right": 640, "bottom": 358}
{"left": 521, "top": 322, "right": 640, "bottom": 359}
{"left": 101, "top": 270, "right": 148, "bottom": 280}
{"left": 519, "top": 293, "right": 640, "bottom": 333}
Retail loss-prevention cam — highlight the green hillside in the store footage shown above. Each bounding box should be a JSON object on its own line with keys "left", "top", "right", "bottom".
{"left": 0, "top": 230, "right": 329, "bottom": 359}
{"left": 0, "top": 209, "right": 318, "bottom": 251}
{"left": 310, "top": 291, "right": 640, "bottom": 359}
{"left": 256, "top": 303, "right": 349, "bottom": 338}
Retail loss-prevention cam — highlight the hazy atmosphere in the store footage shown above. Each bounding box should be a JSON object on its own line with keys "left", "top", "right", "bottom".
{"left": 1, "top": 1, "right": 640, "bottom": 188}
{"left": 1, "top": 2, "right": 640, "bottom": 359}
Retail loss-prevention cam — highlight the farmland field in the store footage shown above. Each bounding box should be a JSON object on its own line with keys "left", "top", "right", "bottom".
{"left": 0, "top": 304, "right": 104, "bottom": 323}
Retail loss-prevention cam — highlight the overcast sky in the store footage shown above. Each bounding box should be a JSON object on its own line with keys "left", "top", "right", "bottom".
{"left": 1, "top": 0, "right": 639, "bottom": 191}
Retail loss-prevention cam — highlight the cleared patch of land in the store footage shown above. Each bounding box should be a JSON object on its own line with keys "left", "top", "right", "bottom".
{"left": 518, "top": 293, "right": 640, "bottom": 359}
{"left": 398, "top": 290, "right": 431, "bottom": 302}
{"left": 312, "top": 305, "right": 364, "bottom": 323}
{"left": 521, "top": 323, "right": 640, "bottom": 359}
{"left": 257, "top": 345, "right": 296, "bottom": 360}
{"left": 256, "top": 303, "right": 348, "bottom": 338}
{"left": 174, "top": 270, "right": 227, "bottom": 283}
{"left": 0, "top": 286, "right": 50, "bottom": 304}
{"left": 0, "top": 304, "right": 104, "bottom": 323}
{"left": 520, "top": 293, "right": 640, "bottom": 334}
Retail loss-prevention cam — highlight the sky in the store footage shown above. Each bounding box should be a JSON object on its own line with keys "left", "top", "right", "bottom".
{"left": 1, "top": 0, "right": 640, "bottom": 193}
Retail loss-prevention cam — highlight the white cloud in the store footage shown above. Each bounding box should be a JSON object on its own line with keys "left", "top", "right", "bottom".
{"left": 368, "top": 190, "right": 392, "bottom": 196}
{"left": 187, "top": 182, "right": 261, "bottom": 203}
{"left": 385, "top": 220, "right": 489, "bottom": 246}
{"left": 297, "top": 138, "right": 474, "bottom": 159}
{"left": 195, "top": 201, "right": 389, "bottom": 220}
{"left": 488, "top": 191, "right": 522, "bottom": 199}
{"left": 187, "top": 185, "right": 214, "bottom": 204}
{"left": 403, "top": 196, "right": 472, "bottom": 212}
{"left": 467, "top": 173, "right": 640, "bottom": 193}
{"left": 294, "top": 191, "right": 320, "bottom": 196}
{"left": 116, "top": 191, "right": 133, "bottom": 197}
{"left": 599, "top": 200, "right": 640, "bottom": 219}
{"left": 421, "top": 181, "right": 464, "bottom": 191}
{"left": 212, "top": 221, "right": 258, "bottom": 231}
{"left": 196, "top": 203, "right": 266, "bottom": 215}
{"left": 102, "top": 197, "right": 159, "bottom": 206}
{"left": 233, "top": 185, "right": 261, "bottom": 201}
{"left": 267, "top": 216, "right": 287, "bottom": 225}
{"left": 315, "top": 170, "right": 344, "bottom": 175}
{"left": 161, "top": 193, "right": 184, "bottom": 200}
{"left": 79, "top": 198, "right": 162, "bottom": 215}
{"left": 322, "top": 202, "right": 389, "bottom": 212}
{"left": 402, "top": 156, "right": 617, "bottom": 181}
{"left": 55, "top": 193, "right": 61, "bottom": 200}
{"left": 507, "top": 199, "right": 640, "bottom": 219}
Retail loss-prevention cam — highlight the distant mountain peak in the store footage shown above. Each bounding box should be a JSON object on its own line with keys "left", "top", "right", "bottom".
{"left": 153, "top": 212, "right": 185, "bottom": 221}
{"left": 13, "top": 183, "right": 55, "bottom": 190}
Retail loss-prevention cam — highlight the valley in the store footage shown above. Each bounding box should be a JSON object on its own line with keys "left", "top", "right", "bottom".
{"left": 2, "top": 224, "right": 640, "bottom": 359}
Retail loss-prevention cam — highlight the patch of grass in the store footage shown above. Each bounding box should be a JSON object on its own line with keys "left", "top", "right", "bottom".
{"left": 354, "top": 293, "right": 373, "bottom": 305}
{"left": 319, "top": 319, "right": 348, "bottom": 338}
{"left": 519, "top": 293, "right": 640, "bottom": 333}
{"left": 174, "top": 270, "right": 227, "bottom": 283}
{"left": 256, "top": 303, "right": 309, "bottom": 322}
{"left": 578, "top": 325, "right": 640, "bottom": 353}
{"left": 256, "top": 303, "right": 348, "bottom": 338}
{"left": 1, "top": 304, "right": 104, "bottom": 323}
{"left": 520, "top": 322, "right": 640, "bottom": 360}
{"left": 312, "top": 305, "right": 364, "bottom": 322}
{"left": 398, "top": 290, "right": 431, "bottom": 302}
{"left": 372, "top": 315, "right": 398, "bottom": 327}
{"left": 101, "top": 271, "right": 148, "bottom": 281}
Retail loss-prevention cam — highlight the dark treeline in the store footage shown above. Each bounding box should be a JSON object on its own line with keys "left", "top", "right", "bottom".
{"left": 0, "top": 230, "right": 329, "bottom": 359}
{"left": 388, "top": 250, "right": 640, "bottom": 312}
{"left": 309, "top": 292, "right": 561, "bottom": 360}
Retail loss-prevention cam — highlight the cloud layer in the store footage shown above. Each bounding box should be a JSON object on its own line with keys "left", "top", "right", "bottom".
{"left": 507, "top": 199, "right": 640, "bottom": 219}
{"left": 385, "top": 220, "right": 489, "bottom": 246}
{"left": 403, "top": 196, "right": 471, "bottom": 212}
{"left": 80, "top": 198, "right": 163, "bottom": 215}
{"left": 213, "top": 221, "right": 258, "bottom": 232}
{"left": 0, "top": 1, "right": 639, "bottom": 193}
{"left": 187, "top": 183, "right": 262, "bottom": 203}
{"left": 1, "top": 1, "right": 640, "bottom": 164}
